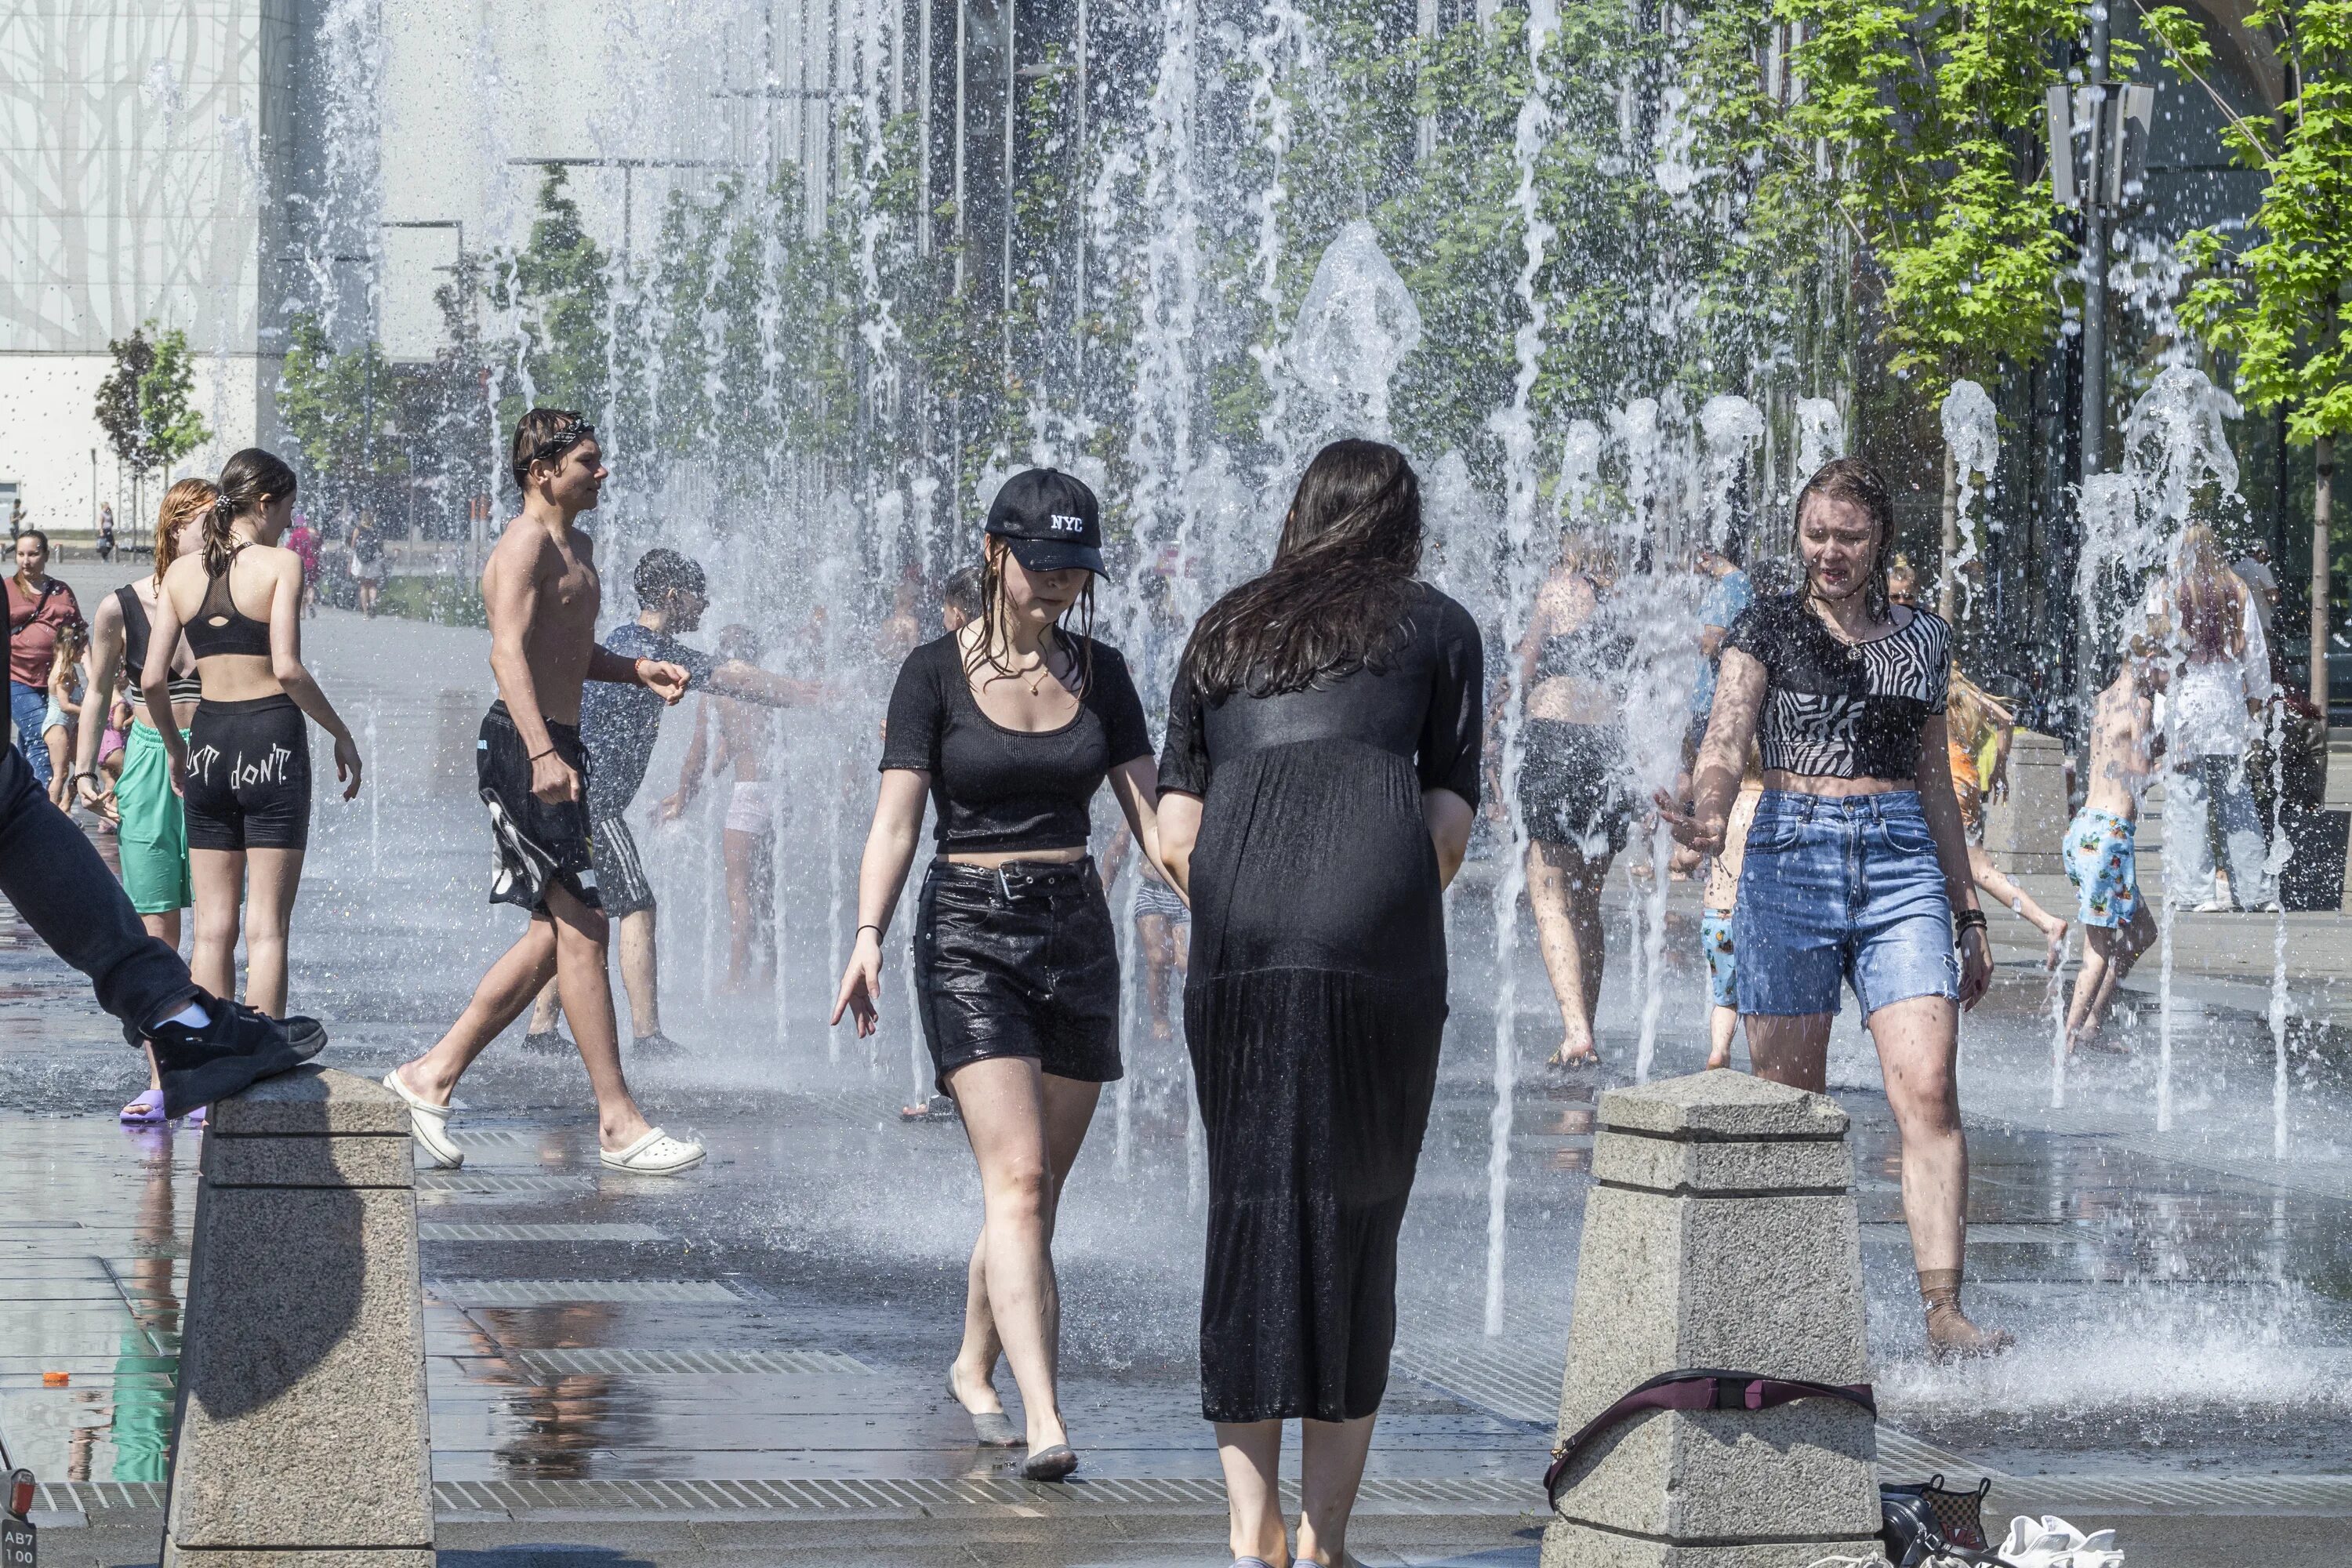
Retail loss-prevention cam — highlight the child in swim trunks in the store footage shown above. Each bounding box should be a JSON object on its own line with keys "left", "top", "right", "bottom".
{"left": 2063, "top": 655, "right": 2161, "bottom": 1051}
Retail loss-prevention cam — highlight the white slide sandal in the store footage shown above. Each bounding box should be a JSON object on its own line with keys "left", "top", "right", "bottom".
{"left": 600, "top": 1127, "right": 706, "bottom": 1174}
{"left": 381, "top": 1069, "right": 466, "bottom": 1169}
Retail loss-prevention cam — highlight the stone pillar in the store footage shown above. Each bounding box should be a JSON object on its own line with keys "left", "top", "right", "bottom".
{"left": 163, "top": 1067, "right": 434, "bottom": 1568}
{"left": 1542, "top": 1072, "right": 1878, "bottom": 1568}
{"left": 1980, "top": 727, "right": 2067, "bottom": 876}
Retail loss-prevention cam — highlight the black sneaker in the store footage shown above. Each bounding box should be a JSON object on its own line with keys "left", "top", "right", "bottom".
{"left": 147, "top": 996, "right": 327, "bottom": 1118}
{"left": 521, "top": 1028, "right": 572, "bottom": 1055}
{"left": 631, "top": 1031, "right": 688, "bottom": 1057}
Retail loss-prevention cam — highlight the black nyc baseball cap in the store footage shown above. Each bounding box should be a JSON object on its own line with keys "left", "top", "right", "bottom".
{"left": 985, "top": 468, "right": 1104, "bottom": 576}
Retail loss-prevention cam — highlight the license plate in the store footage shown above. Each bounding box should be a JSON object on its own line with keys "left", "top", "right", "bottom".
{"left": 0, "top": 1515, "right": 32, "bottom": 1568}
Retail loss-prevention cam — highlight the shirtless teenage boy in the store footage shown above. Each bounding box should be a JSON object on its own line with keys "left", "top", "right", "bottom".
{"left": 2063, "top": 654, "right": 2164, "bottom": 1052}
{"left": 384, "top": 409, "right": 705, "bottom": 1174}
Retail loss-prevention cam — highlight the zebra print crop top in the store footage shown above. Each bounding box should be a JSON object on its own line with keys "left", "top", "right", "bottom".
{"left": 1721, "top": 594, "right": 1951, "bottom": 779}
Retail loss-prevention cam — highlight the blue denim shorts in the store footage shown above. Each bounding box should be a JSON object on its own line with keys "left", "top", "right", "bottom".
{"left": 1732, "top": 789, "right": 1958, "bottom": 1018}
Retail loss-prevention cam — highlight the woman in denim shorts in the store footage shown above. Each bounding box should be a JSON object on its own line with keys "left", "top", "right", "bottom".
{"left": 1659, "top": 458, "right": 2005, "bottom": 1359}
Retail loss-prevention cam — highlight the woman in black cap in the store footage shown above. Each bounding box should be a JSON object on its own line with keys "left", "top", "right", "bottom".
{"left": 1157, "top": 439, "right": 1482, "bottom": 1568}
{"left": 832, "top": 468, "right": 1163, "bottom": 1482}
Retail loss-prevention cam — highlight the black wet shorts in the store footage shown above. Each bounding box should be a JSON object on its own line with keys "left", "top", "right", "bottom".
{"left": 590, "top": 811, "right": 656, "bottom": 918}
{"left": 1520, "top": 717, "right": 1632, "bottom": 853}
{"left": 914, "top": 858, "right": 1122, "bottom": 1096}
{"left": 477, "top": 702, "right": 600, "bottom": 913}
{"left": 183, "top": 694, "right": 312, "bottom": 851}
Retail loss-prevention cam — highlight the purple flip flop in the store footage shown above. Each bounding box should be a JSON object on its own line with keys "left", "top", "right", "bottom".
{"left": 120, "top": 1089, "right": 166, "bottom": 1126}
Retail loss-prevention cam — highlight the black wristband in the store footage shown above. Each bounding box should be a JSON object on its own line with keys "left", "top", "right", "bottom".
{"left": 1953, "top": 908, "right": 1988, "bottom": 935}
{"left": 857, "top": 922, "right": 884, "bottom": 942}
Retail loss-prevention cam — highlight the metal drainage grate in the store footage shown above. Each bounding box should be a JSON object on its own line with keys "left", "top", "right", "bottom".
{"left": 504, "top": 1347, "right": 873, "bottom": 1377}
{"left": 1392, "top": 1342, "right": 1561, "bottom": 1425}
{"left": 423, "top": 1473, "right": 1536, "bottom": 1517}
{"left": 416, "top": 1171, "right": 596, "bottom": 1193}
{"left": 1994, "top": 1472, "right": 2352, "bottom": 1512}
{"left": 428, "top": 1279, "right": 742, "bottom": 1305}
{"left": 421, "top": 1222, "right": 669, "bottom": 1243}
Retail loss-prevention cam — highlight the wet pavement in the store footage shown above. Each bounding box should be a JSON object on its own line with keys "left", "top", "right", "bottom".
{"left": 7, "top": 583, "right": 2352, "bottom": 1563}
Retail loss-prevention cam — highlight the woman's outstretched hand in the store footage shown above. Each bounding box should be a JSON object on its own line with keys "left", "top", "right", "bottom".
{"left": 1651, "top": 788, "right": 1724, "bottom": 855}
{"left": 1957, "top": 925, "right": 1992, "bottom": 1010}
{"left": 830, "top": 930, "right": 884, "bottom": 1036}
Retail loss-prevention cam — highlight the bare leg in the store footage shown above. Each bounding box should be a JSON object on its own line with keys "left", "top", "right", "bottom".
{"left": 1528, "top": 838, "right": 1610, "bottom": 1064}
{"left": 545, "top": 884, "right": 655, "bottom": 1150}
{"left": 1708, "top": 1004, "right": 1737, "bottom": 1070}
{"left": 1295, "top": 1414, "right": 1377, "bottom": 1565}
{"left": 944, "top": 1058, "right": 1098, "bottom": 1452}
{"left": 2068, "top": 906, "right": 2154, "bottom": 1050}
{"left": 1138, "top": 913, "right": 1175, "bottom": 1040}
{"left": 1868, "top": 993, "right": 2008, "bottom": 1355}
{"left": 186, "top": 848, "right": 245, "bottom": 1003}
{"left": 1969, "top": 845, "right": 2067, "bottom": 968}
{"left": 616, "top": 907, "right": 661, "bottom": 1038}
{"left": 526, "top": 974, "right": 563, "bottom": 1035}
{"left": 949, "top": 1074, "right": 1100, "bottom": 1421}
{"left": 397, "top": 917, "right": 564, "bottom": 1105}
{"left": 238, "top": 847, "right": 305, "bottom": 1018}
{"left": 722, "top": 827, "right": 756, "bottom": 989}
{"left": 1214, "top": 1420, "right": 1290, "bottom": 1566}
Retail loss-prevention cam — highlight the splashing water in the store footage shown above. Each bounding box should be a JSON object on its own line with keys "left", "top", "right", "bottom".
{"left": 1290, "top": 219, "right": 1425, "bottom": 441}
{"left": 1939, "top": 379, "right": 1999, "bottom": 606}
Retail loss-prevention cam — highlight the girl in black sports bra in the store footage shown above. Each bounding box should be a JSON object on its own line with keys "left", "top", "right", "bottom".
{"left": 147, "top": 448, "right": 362, "bottom": 1022}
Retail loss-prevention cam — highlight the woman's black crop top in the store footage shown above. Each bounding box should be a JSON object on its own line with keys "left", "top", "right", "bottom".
{"left": 1721, "top": 593, "right": 1950, "bottom": 779}
{"left": 183, "top": 549, "right": 274, "bottom": 660}
{"left": 115, "top": 586, "right": 204, "bottom": 706}
{"left": 880, "top": 633, "right": 1153, "bottom": 854}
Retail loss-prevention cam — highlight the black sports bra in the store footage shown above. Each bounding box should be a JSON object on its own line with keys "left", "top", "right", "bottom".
{"left": 114, "top": 586, "right": 204, "bottom": 707}
{"left": 183, "top": 548, "right": 274, "bottom": 660}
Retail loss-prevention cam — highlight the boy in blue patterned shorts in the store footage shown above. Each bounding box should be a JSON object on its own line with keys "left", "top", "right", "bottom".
{"left": 2063, "top": 658, "right": 2161, "bottom": 1052}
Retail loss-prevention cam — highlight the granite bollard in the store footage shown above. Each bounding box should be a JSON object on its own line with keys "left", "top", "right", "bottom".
{"left": 163, "top": 1066, "right": 434, "bottom": 1568}
{"left": 1543, "top": 1072, "right": 1878, "bottom": 1568}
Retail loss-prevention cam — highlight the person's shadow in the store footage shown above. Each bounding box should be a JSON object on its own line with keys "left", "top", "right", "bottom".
{"left": 435, "top": 1551, "right": 659, "bottom": 1567}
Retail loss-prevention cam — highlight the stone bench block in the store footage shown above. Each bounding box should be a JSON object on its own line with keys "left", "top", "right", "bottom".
{"left": 163, "top": 1068, "right": 432, "bottom": 1568}
{"left": 1544, "top": 1073, "right": 1878, "bottom": 1568}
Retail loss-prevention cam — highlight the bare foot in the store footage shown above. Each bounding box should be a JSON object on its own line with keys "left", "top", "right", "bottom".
{"left": 1925, "top": 1293, "right": 2015, "bottom": 1361}
{"left": 1549, "top": 1040, "right": 1601, "bottom": 1069}
{"left": 1704, "top": 1050, "right": 1730, "bottom": 1070}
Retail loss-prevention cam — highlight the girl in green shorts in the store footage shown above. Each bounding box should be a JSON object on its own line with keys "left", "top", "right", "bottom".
{"left": 73, "top": 478, "right": 214, "bottom": 1123}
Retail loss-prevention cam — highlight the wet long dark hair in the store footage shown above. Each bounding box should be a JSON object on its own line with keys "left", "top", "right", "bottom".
{"left": 1789, "top": 456, "right": 1894, "bottom": 622}
{"left": 1184, "top": 440, "right": 1423, "bottom": 701}
{"left": 207, "top": 448, "right": 297, "bottom": 578}
{"left": 963, "top": 537, "right": 1098, "bottom": 695}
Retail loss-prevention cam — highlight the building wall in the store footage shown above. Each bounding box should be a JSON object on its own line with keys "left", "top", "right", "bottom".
{"left": 0, "top": 0, "right": 296, "bottom": 532}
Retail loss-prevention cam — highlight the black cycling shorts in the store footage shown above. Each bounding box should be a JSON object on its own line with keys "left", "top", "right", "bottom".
{"left": 183, "top": 694, "right": 312, "bottom": 851}
{"left": 914, "top": 858, "right": 1121, "bottom": 1097}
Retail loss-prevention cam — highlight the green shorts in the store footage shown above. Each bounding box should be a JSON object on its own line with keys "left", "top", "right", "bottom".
{"left": 118, "top": 720, "right": 192, "bottom": 915}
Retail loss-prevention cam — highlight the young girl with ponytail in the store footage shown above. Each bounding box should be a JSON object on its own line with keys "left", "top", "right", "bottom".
{"left": 146, "top": 448, "right": 362, "bottom": 1020}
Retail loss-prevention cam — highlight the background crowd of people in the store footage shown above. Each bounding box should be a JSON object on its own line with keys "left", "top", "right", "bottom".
{"left": 0, "top": 417, "right": 2314, "bottom": 1568}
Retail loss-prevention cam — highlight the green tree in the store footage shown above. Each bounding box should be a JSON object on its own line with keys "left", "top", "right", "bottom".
{"left": 94, "top": 321, "right": 212, "bottom": 537}
{"left": 488, "top": 167, "right": 613, "bottom": 416}
{"left": 1775, "top": 0, "right": 2088, "bottom": 609}
{"left": 278, "top": 314, "right": 404, "bottom": 511}
{"left": 2159, "top": 0, "right": 2352, "bottom": 708}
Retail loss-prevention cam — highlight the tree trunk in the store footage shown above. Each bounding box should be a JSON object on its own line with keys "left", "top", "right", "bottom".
{"left": 2315, "top": 429, "right": 2335, "bottom": 716}
{"left": 1937, "top": 441, "right": 1958, "bottom": 619}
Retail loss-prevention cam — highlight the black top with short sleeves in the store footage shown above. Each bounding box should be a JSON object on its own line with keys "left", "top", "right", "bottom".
{"left": 1722, "top": 593, "right": 1950, "bottom": 779}
{"left": 1158, "top": 582, "right": 1484, "bottom": 809}
{"left": 880, "top": 632, "right": 1153, "bottom": 854}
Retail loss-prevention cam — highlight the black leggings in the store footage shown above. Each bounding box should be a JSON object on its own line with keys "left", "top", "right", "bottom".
{"left": 184, "top": 694, "right": 313, "bottom": 851}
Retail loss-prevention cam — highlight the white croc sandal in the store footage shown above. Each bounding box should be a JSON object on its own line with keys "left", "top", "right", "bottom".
{"left": 601, "top": 1127, "right": 706, "bottom": 1175}
{"left": 381, "top": 1069, "right": 465, "bottom": 1169}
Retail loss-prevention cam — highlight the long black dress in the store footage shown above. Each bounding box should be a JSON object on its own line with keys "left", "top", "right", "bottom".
{"left": 1159, "top": 582, "right": 1484, "bottom": 1424}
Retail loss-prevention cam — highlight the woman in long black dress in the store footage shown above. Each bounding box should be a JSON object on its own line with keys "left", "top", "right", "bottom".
{"left": 1158, "top": 440, "right": 1481, "bottom": 1568}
